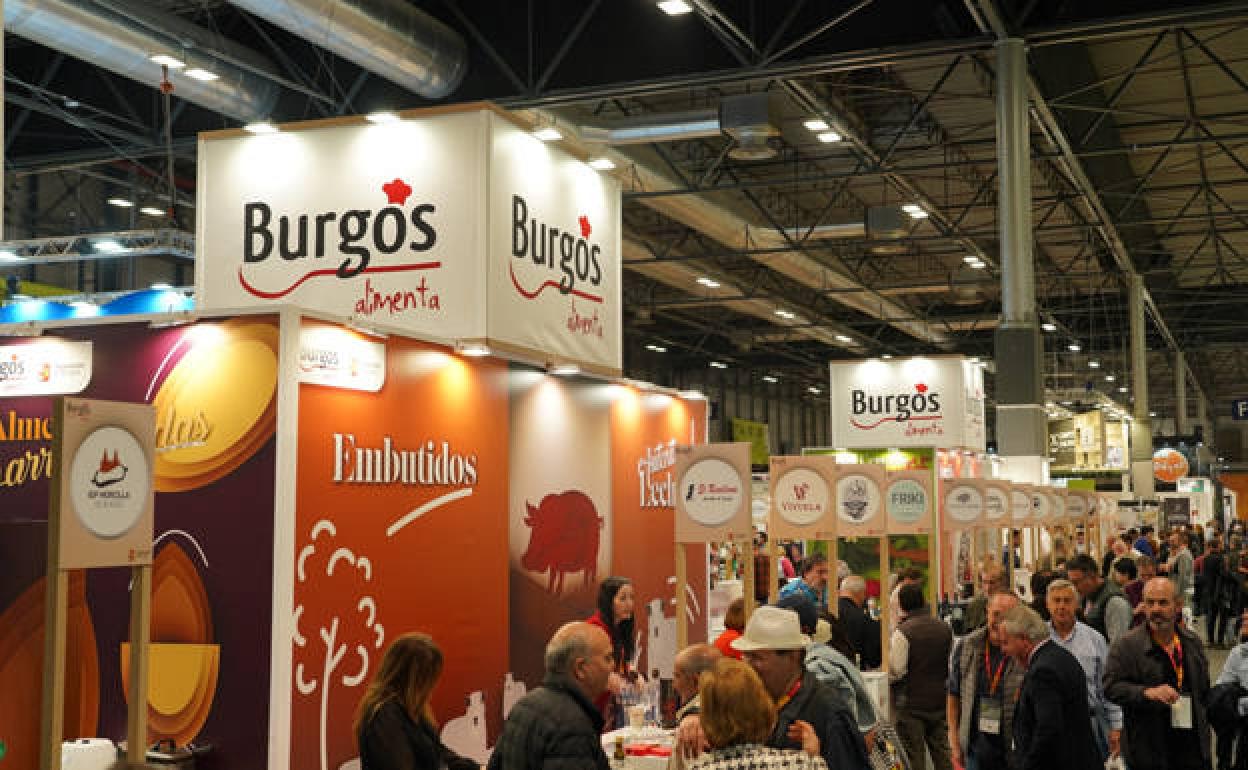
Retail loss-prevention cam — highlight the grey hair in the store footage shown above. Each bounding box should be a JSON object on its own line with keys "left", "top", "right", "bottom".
{"left": 544, "top": 623, "right": 592, "bottom": 676}
{"left": 1001, "top": 604, "right": 1049, "bottom": 642}
{"left": 674, "top": 643, "right": 721, "bottom": 678}
{"left": 1045, "top": 578, "right": 1077, "bottom": 599}
{"left": 840, "top": 575, "right": 866, "bottom": 594}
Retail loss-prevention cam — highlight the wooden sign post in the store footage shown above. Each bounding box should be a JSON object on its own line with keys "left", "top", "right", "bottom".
{"left": 40, "top": 398, "right": 155, "bottom": 770}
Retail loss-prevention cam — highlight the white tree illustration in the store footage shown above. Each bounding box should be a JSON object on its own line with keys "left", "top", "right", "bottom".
{"left": 294, "top": 519, "right": 385, "bottom": 770}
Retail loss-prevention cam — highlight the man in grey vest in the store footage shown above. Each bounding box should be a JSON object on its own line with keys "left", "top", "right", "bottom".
{"left": 890, "top": 583, "right": 953, "bottom": 770}
{"left": 947, "top": 592, "right": 1024, "bottom": 770}
{"left": 1067, "top": 553, "right": 1132, "bottom": 645}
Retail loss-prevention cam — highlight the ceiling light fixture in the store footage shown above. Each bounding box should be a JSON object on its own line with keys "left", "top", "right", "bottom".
{"left": 244, "top": 121, "right": 278, "bottom": 135}
{"left": 149, "top": 54, "right": 185, "bottom": 69}
{"left": 808, "top": 386, "right": 822, "bottom": 395}
{"left": 962, "top": 255, "right": 979, "bottom": 264}
{"left": 1068, "top": 343, "right": 1081, "bottom": 352}
{"left": 587, "top": 157, "right": 616, "bottom": 171}
{"left": 1118, "top": 386, "right": 1128, "bottom": 393}
{"left": 1041, "top": 322, "right": 1057, "bottom": 332}
{"left": 881, "top": 353, "right": 894, "bottom": 359}
{"left": 696, "top": 276, "right": 721, "bottom": 288}
{"left": 139, "top": 206, "right": 165, "bottom": 217}
{"left": 455, "top": 341, "right": 491, "bottom": 357}
{"left": 185, "top": 68, "right": 220, "bottom": 82}
{"left": 816, "top": 131, "right": 842, "bottom": 143}
{"left": 532, "top": 126, "right": 562, "bottom": 141}
{"left": 803, "top": 119, "right": 829, "bottom": 132}
{"left": 1105, "top": 375, "right": 1115, "bottom": 382}
{"left": 645, "top": 344, "right": 667, "bottom": 353}
{"left": 107, "top": 198, "right": 134, "bottom": 208}
{"left": 657, "top": 0, "right": 694, "bottom": 14}
{"left": 95, "top": 239, "right": 124, "bottom": 253}
{"left": 762, "top": 375, "right": 779, "bottom": 383}
{"left": 709, "top": 361, "right": 728, "bottom": 369}
{"left": 366, "top": 111, "right": 401, "bottom": 124}
{"left": 967, "top": 261, "right": 986, "bottom": 269}
{"left": 550, "top": 362, "right": 580, "bottom": 376}
{"left": 835, "top": 334, "right": 853, "bottom": 343}
{"left": 150, "top": 282, "right": 173, "bottom": 291}
{"left": 0, "top": 250, "right": 24, "bottom": 262}
{"left": 1088, "top": 360, "right": 1100, "bottom": 368}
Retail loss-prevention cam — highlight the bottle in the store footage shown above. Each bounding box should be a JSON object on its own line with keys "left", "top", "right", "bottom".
{"left": 612, "top": 735, "right": 627, "bottom": 768}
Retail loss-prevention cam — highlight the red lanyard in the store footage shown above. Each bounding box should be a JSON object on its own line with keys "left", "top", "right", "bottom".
{"left": 776, "top": 677, "right": 803, "bottom": 709}
{"left": 1159, "top": 635, "right": 1184, "bottom": 690}
{"left": 984, "top": 638, "right": 1007, "bottom": 696}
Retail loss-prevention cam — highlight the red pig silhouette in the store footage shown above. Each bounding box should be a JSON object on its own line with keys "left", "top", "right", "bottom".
{"left": 522, "top": 490, "right": 603, "bottom": 595}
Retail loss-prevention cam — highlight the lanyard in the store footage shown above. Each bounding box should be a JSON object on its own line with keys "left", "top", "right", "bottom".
{"left": 776, "top": 677, "right": 803, "bottom": 709}
{"left": 984, "top": 638, "right": 1007, "bottom": 696}
{"left": 1160, "top": 635, "right": 1184, "bottom": 690}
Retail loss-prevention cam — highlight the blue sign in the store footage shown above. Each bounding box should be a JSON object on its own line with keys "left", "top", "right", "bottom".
{"left": 1234, "top": 399, "right": 1248, "bottom": 421}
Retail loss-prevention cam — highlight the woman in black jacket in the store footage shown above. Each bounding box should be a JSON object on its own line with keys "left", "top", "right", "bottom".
{"left": 355, "top": 633, "right": 478, "bottom": 770}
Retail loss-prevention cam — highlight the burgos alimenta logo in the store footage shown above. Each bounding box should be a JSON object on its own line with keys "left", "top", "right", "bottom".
{"left": 850, "top": 382, "right": 943, "bottom": 432}
{"left": 238, "top": 178, "right": 441, "bottom": 308}
{"left": 510, "top": 195, "right": 607, "bottom": 338}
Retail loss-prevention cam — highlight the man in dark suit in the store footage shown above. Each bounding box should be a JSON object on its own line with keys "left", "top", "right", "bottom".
{"left": 1000, "top": 604, "right": 1102, "bottom": 770}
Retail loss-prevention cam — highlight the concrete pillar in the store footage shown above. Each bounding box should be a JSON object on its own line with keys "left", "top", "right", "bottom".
{"left": 992, "top": 38, "right": 1046, "bottom": 483}
{"left": 1129, "top": 274, "right": 1155, "bottom": 497}
{"left": 1175, "top": 352, "right": 1188, "bottom": 435}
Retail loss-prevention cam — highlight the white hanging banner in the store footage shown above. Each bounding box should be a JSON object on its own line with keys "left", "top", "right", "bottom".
{"left": 942, "top": 479, "right": 985, "bottom": 531}
{"left": 297, "top": 322, "right": 386, "bottom": 392}
{"left": 0, "top": 339, "right": 93, "bottom": 396}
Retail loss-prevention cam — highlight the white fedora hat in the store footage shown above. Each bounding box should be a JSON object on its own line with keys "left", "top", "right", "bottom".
{"left": 731, "top": 606, "right": 811, "bottom": 651}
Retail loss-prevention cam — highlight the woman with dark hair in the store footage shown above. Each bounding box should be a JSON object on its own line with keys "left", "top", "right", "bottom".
{"left": 354, "top": 633, "right": 479, "bottom": 770}
{"left": 586, "top": 575, "right": 638, "bottom": 728}
{"left": 1029, "top": 570, "right": 1054, "bottom": 621}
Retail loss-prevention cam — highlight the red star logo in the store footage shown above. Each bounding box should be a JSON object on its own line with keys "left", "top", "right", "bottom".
{"left": 915, "top": 383, "right": 928, "bottom": 393}
{"left": 578, "top": 215, "right": 592, "bottom": 239}
{"left": 382, "top": 178, "right": 412, "bottom": 205}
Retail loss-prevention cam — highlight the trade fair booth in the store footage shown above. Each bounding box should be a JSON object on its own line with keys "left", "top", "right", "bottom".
{"left": 0, "top": 105, "right": 709, "bottom": 770}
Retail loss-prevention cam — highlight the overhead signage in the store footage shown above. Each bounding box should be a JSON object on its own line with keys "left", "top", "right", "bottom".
{"left": 834, "top": 463, "right": 886, "bottom": 537}
{"left": 1051, "top": 488, "right": 1069, "bottom": 521}
{"left": 983, "top": 480, "right": 1011, "bottom": 526}
{"left": 827, "top": 356, "right": 986, "bottom": 451}
{"left": 674, "top": 443, "right": 750, "bottom": 543}
{"left": 1065, "top": 491, "right": 1090, "bottom": 519}
{"left": 55, "top": 398, "right": 155, "bottom": 569}
{"left": 769, "top": 455, "right": 836, "bottom": 540}
{"left": 1153, "top": 448, "right": 1190, "bottom": 483}
{"left": 0, "top": 339, "right": 93, "bottom": 397}
{"left": 298, "top": 323, "right": 387, "bottom": 392}
{"left": 1011, "top": 484, "right": 1032, "bottom": 523}
{"left": 731, "top": 418, "right": 771, "bottom": 466}
{"left": 885, "top": 470, "right": 932, "bottom": 534}
{"left": 197, "top": 107, "right": 623, "bottom": 373}
{"left": 487, "top": 113, "right": 621, "bottom": 371}
{"left": 1232, "top": 398, "right": 1248, "bottom": 421}
{"left": 1177, "top": 477, "right": 1207, "bottom": 494}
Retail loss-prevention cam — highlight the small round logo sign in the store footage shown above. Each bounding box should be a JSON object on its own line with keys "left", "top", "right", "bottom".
{"left": 1031, "top": 492, "right": 1051, "bottom": 520}
{"left": 886, "top": 479, "right": 927, "bottom": 525}
{"left": 1153, "top": 448, "right": 1189, "bottom": 484}
{"left": 1066, "top": 493, "right": 1088, "bottom": 518}
{"left": 774, "top": 468, "right": 830, "bottom": 527}
{"left": 679, "top": 457, "right": 743, "bottom": 527}
{"left": 945, "top": 484, "right": 983, "bottom": 525}
{"left": 836, "top": 473, "right": 881, "bottom": 524}
{"left": 1011, "top": 490, "right": 1031, "bottom": 521}
{"left": 984, "top": 488, "right": 1009, "bottom": 521}
{"left": 70, "top": 425, "right": 150, "bottom": 538}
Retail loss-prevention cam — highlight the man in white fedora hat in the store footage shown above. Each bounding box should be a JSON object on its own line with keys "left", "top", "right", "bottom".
{"left": 737, "top": 606, "right": 870, "bottom": 769}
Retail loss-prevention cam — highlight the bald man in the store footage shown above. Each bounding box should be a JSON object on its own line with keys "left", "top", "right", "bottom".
{"left": 488, "top": 622, "right": 612, "bottom": 770}
{"left": 1104, "top": 578, "right": 1211, "bottom": 770}
{"left": 669, "top": 644, "right": 720, "bottom": 770}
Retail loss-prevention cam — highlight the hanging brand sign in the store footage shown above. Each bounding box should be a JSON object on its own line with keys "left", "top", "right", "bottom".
{"left": 1153, "top": 448, "right": 1190, "bottom": 484}
{"left": 827, "top": 356, "right": 986, "bottom": 451}
{"left": 983, "top": 480, "right": 1011, "bottom": 527}
{"left": 1065, "top": 490, "right": 1090, "bottom": 519}
{"left": 884, "top": 470, "right": 932, "bottom": 534}
{"left": 769, "top": 455, "right": 836, "bottom": 540}
{"left": 54, "top": 398, "right": 155, "bottom": 569}
{"left": 674, "top": 442, "right": 750, "bottom": 543}
{"left": 1031, "top": 489, "right": 1054, "bottom": 522}
{"left": 0, "top": 340, "right": 93, "bottom": 397}
{"left": 1011, "top": 484, "right": 1033, "bottom": 524}
{"left": 298, "top": 322, "right": 386, "bottom": 392}
{"left": 1051, "top": 489, "right": 1069, "bottom": 522}
{"left": 942, "top": 479, "right": 985, "bottom": 530}
{"left": 833, "top": 463, "right": 886, "bottom": 537}
{"left": 197, "top": 107, "right": 622, "bottom": 373}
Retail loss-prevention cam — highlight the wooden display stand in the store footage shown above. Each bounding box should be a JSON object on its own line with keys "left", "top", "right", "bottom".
{"left": 39, "top": 398, "right": 155, "bottom": 770}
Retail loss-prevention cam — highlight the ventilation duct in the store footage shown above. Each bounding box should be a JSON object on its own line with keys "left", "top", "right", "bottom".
{"left": 5, "top": 0, "right": 280, "bottom": 123}
{"left": 227, "top": 0, "right": 467, "bottom": 99}
{"left": 720, "top": 93, "right": 778, "bottom": 161}
{"left": 580, "top": 109, "right": 720, "bottom": 145}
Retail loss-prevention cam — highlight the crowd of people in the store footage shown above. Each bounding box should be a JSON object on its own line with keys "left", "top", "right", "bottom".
{"left": 351, "top": 520, "right": 1248, "bottom": 770}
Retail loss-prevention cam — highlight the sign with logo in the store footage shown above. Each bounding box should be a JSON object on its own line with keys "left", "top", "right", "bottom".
{"left": 731, "top": 418, "right": 771, "bottom": 466}
{"left": 197, "top": 111, "right": 487, "bottom": 342}
{"left": 1177, "top": 477, "right": 1207, "bottom": 494}
{"left": 1050, "top": 488, "right": 1069, "bottom": 521}
{"left": 1162, "top": 496, "right": 1191, "bottom": 529}
{"left": 0, "top": 340, "right": 92, "bottom": 396}
{"left": 1031, "top": 489, "right": 1054, "bottom": 522}
{"left": 769, "top": 455, "right": 835, "bottom": 539}
{"left": 674, "top": 443, "right": 750, "bottom": 543}
{"left": 488, "top": 113, "right": 621, "bottom": 371}
{"left": 833, "top": 463, "right": 886, "bottom": 537}
{"left": 54, "top": 398, "right": 155, "bottom": 568}
{"left": 298, "top": 322, "right": 386, "bottom": 392}
{"left": 884, "top": 471, "right": 932, "bottom": 534}
{"left": 1153, "top": 448, "right": 1190, "bottom": 483}
{"left": 983, "top": 480, "right": 1011, "bottom": 526}
{"left": 943, "top": 480, "right": 984, "bottom": 530}
{"left": 1011, "top": 484, "right": 1033, "bottom": 523}
{"left": 827, "top": 356, "right": 986, "bottom": 451}
{"left": 1232, "top": 398, "right": 1248, "bottom": 421}
{"left": 1065, "top": 491, "right": 1090, "bottom": 519}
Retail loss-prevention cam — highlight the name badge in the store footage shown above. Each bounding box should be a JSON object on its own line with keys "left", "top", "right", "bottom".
{"left": 978, "top": 697, "right": 1003, "bottom": 735}
{"left": 1171, "top": 695, "right": 1193, "bottom": 729}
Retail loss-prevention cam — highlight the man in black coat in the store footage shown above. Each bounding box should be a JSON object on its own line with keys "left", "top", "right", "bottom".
{"left": 487, "top": 622, "right": 612, "bottom": 770}
{"left": 837, "top": 574, "right": 881, "bottom": 669}
{"left": 1000, "top": 604, "right": 1101, "bottom": 770}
